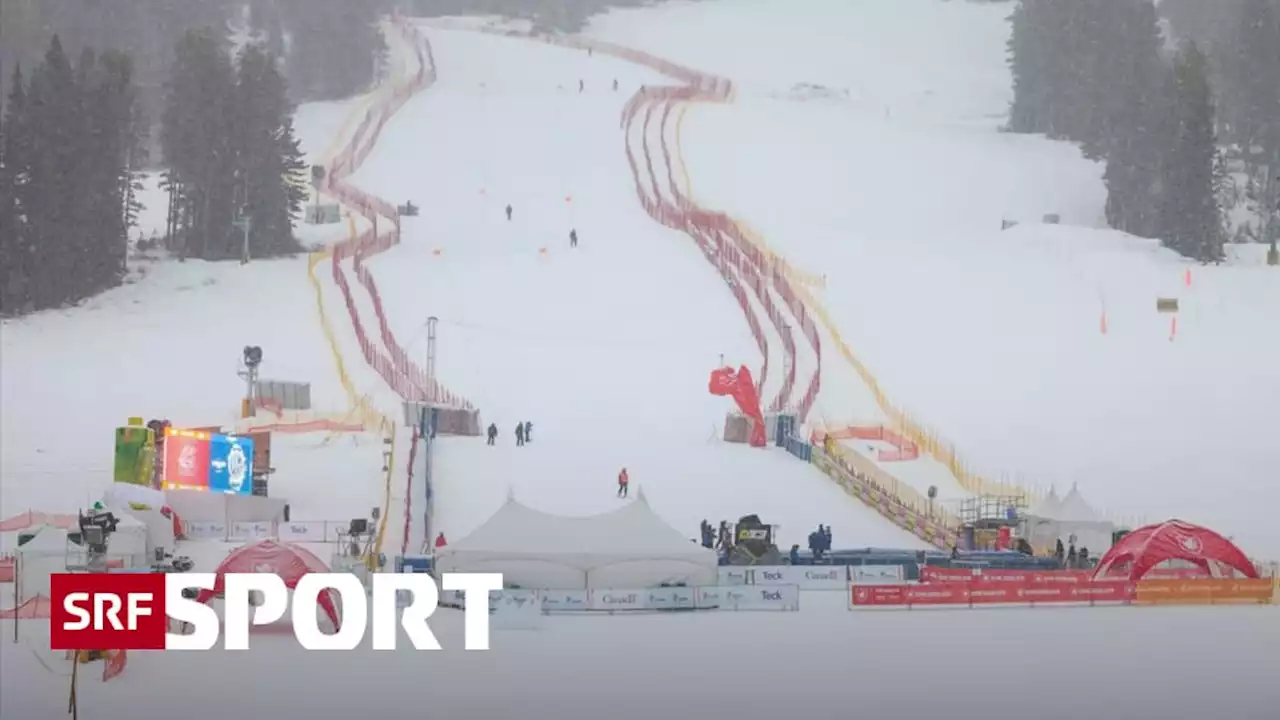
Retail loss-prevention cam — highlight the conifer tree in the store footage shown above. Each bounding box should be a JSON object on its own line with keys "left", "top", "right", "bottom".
{"left": 232, "top": 44, "right": 306, "bottom": 258}
{"left": 1159, "top": 42, "right": 1225, "bottom": 262}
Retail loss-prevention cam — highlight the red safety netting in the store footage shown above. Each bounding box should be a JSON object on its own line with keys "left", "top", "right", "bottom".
{"left": 321, "top": 14, "right": 473, "bottom": 411}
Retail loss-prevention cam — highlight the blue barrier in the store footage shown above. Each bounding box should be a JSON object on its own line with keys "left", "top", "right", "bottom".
{"left": 783, "top": 435, "right": 812, "bottom": 462}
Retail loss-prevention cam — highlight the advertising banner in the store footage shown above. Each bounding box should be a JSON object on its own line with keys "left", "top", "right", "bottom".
{"left": 208, "top": 434, "right": 255, "bottom": 495}
{"left": 920, "top": 567, "right": 1092, "bottom": 584}
{"left": 704, "top": 585, "right": 800, "bottom": 611}
{"left": 589, "top": 590, "right": 647, "bottom": 612}
{"left": 490, "top": 590, "right": 542, "bottom": 629}
{"left": 644, "top": 587, "right": 697, "bottom": 610}
{"left": 182, "top": 521, "right": 227, "bottom": 540}
{"left": 162, "top": 432, "right": 211, "bottom": 489}
{"left": 228, "top": 521, "right": 273, "bottom": 541}
{"left": 752, "top": 566, "right": 849, "bottom": 590}
{"left": 718, "top": 567, "right": 749, "bottom": 586}
{"left": 1133, "top": 579, "right": 1273, "bottom": 605}
{"left": 851, "top": 565, "right": 906, "bottom": 584}
{"left": 851, "top": 580, "right": 1133, "bottom": 607}
{"left": 540, "top": 590, "right": 589, "bottom": 613}
{"left": 277, "top": 522, "right": 324, "bottom": 542}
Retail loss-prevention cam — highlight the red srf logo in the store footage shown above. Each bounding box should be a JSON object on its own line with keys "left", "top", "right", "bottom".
{"left": 50, "top": 574, "right": 167, "bottom": 650}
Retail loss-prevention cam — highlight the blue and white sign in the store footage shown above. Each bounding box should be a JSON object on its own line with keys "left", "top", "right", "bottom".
{"left": 208, "top": 434, "right": 254, "bottom": 495}
{"left": 396, "top": 555, "right": 433, "bottom": 573}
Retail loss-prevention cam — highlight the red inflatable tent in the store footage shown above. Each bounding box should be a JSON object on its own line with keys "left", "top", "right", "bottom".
{"left": 1092, "top": 519, "right": 1258, "bottom": 582}
{"left": 195, "top": 540, "right": 341, "bottom": 629}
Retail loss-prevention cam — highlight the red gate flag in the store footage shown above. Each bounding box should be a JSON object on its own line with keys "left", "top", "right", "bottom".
{"left": 708, "top": 365, "right": 766, "bottom": 447}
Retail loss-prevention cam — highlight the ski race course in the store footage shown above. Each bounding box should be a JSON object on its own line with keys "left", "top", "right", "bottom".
{"left": 1, "top": 2, "right": 1278, "bottom": 718}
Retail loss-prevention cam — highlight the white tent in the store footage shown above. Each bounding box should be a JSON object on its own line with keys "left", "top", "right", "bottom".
{"left": 1027, "top": 486, "right": 1062, "bottom": 519}
{"left": 434, "top": 488, "right": 717, "bottom": 589}
{"left": 16, "top": 526, "right": 74, "bottom": 602}
{"left": 1024, "top": 483, "right": 1114, "bottom": 555}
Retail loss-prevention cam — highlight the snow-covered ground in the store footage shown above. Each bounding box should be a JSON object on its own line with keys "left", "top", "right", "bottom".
{"left": 588, "top": 0, "right": 1280, "bottom": 557}
{"left": 3, "top": 597, "right": 1277, "bottom": 720}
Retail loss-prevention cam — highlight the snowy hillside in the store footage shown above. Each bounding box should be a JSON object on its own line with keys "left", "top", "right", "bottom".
{"left": 588, "top": 0, "right": 1280, "bottom": 557}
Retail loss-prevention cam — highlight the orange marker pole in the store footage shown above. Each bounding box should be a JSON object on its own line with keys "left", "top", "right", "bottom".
{"left": 1169, "top": 316, "right": 1178, "bottom": 342}
{"left": 1100, "top": 311, "right": 1108, "bottom": 335}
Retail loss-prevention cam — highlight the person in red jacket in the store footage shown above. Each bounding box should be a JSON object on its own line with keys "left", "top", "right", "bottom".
{"left": 617, "top": 468, "right": 629, "bottom": 498}
{"left": 434, "top": 532, "right": 447, "bottom": 549}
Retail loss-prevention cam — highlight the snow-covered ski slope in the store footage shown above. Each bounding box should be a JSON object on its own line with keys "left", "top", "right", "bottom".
{"left": 346, "top": 23, "right": 928, "bottom": 550}
{"left": 588, "top": 0, "right": 1280, "bottom": 558}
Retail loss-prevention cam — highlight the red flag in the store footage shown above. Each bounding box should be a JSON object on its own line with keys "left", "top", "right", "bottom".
{"left": 708, "top": 365, "right": 767, "bottom": 447}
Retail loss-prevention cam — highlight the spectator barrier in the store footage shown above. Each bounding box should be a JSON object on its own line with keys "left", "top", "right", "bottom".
{"left": 440, "top": 585, "right": 801, "bottom": 613}
{"left": 851, "top": 577, "right": 1275, "bottom": 609}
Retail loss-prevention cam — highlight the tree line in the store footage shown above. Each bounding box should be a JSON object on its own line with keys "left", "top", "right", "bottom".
{"left": 1, "top": 30, "right": 307, "bottom": 315}
{"left": 2, "top": 0, "right": 387, "bottom": 133}
{"left": 1006, "top": 0, "right": 1280, "bottom": 262}
{"left": 0, "top": 38, "right": 145, "bottom": 314}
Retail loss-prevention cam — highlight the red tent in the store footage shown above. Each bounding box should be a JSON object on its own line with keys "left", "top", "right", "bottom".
{"left": 195, "top": 540, "right": 341, "bottom": 629}
{"left": 1092, "top": 519, "right": 1258, "bottom": 582}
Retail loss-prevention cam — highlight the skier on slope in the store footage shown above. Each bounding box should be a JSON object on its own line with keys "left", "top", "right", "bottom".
{"left": 505, "top": 204, "right": 513, "bottom": 221}
{"left": 616, "top": 467, "right": 629, "bottom": 498}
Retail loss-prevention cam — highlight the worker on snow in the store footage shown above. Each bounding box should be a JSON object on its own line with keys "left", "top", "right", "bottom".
{"left": 579, "top": 79, "right": 584, "bottom": 93}
{"left": 569, "top": 229, "right": 578, "bottom": 248}
{"left": 523, "top": 421, "right": 533, "bottom": 442}
{"left": 515, "top": 422, "right": 526, "bottom": 446}
{"left": 612, "top": 78, "right": 618, "bottom": 91}
{"left": 487, "top": 423, "right": 498, "bottom": 445}
{"left": 505, "top": 204, "right": 513, "bottom": 221}
{"left": 434, "top": 532, "right": 448, "bottom": 549}
{"left": 617, "top": 467, "right": 629, "bottom": 498}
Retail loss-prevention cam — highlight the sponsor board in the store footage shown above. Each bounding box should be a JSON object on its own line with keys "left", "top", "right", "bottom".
{"left": 1133, "top": 579, "right": 1273, "bottom": 605}
{"left": 851, "top": 565, "right": 906, "bottom": 584}
{"left": 540, "top": 590, "right": 589, "bottom": 613}
{"left": 590, "top": 590, "right": 647, "bottom": 612}
{"left": 490, "top": 590, "right": 542, "bottom": 629}
{"left": 277, "top": 522, "right": 325, "bottom": 541}
{"left": 752, "top": 566, "right": 848, "bottom": 590}
{"left": 701, "top": 585, "right": 800, "bottom": 611}
{"left": 644, "top": 587, "right": 697, "bottom": 610}
{"left": 228, "top": 521, "right": 273, "bottom": 541}
{"left": 183, "top": 521, "right": 229, "bottom": 540}
{"left": 850, "top": 580, "right": 1133, "bottom": 607}
{"left": 718, "top": 567, "right": 750, "bottom": 586}
{"left": 919, "top": 567, "right": 1092, "bottom": 584}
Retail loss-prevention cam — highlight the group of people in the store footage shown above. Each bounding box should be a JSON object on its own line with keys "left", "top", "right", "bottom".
{"left": 503, "top": 204, "right": 579, "bottom": 249}
{"left": 1055, "top": 538, "right": 1091, "bottom": 569}
{"left": 486, "top": 421, "right": 533, "bottom": 446}
{"left": 807, "top": 524, "right": 834, "bottom": 561}
{"left": 698, "top": 520, "right": 733, "bottom": 549}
